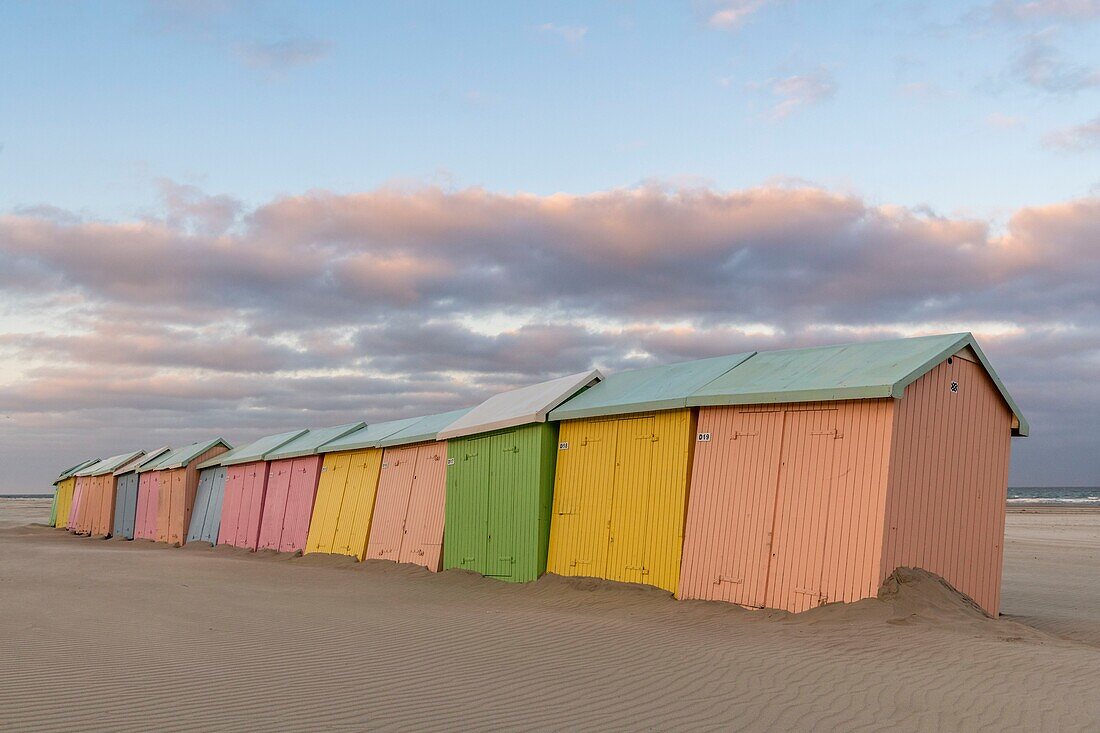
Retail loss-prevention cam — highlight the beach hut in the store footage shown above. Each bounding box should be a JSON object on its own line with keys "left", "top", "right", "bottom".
{"left": 678, "top": 333, "right": 1027, "bottom": 615}
{"left": 304, "top": 417, "right": 422, "bottom": 560}
{"left": 153, "top": 438, "right": 232, "bottom": 546}
{"left": 255, "top": 423, "right": 365, "bottom": 554}
{"left": 83, "top": 450, "right": 146, "bottom": 537}
{"left": 133, "top": 449, "right": 174, "bottom": 541}
{"left": 51, "top": 459, "right": 98, "bottom": 529}
{"left": 69, "top": 459, "right": 109, "bottom": 535}
{"left": 438, "top": 370, "right": 603, "bottom": 583}
{"left": 215, "top": 431, "right": 308, "bottom": 550}
{"left": 185, "top": 445, "right": 245, "bottom": 546}
{"left": 113, "top": 447, "right": 171, "bottom": 540}
{"left": 545, "top": 353, "right": 754, "bottom": 593}
{"left": 364, "top": 407, "right": 473, "bottom": 571}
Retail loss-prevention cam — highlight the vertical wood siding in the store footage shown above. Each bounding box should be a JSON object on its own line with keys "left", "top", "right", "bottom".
{"left": 678, "top": 399, "right": 895, "bottom": 612}
{"left": 398, "top": 442, "right": 450, "bottom": 571}
{"left": 156, "top": 445, "right": 227, "bottom": 546}
{"left": 257, "top": 456, "right": 323, "bottom": 553}
{"left": 881, "top": 357, "right": 1013, "bottom": 615}
{"left": 443, "top": 423, "right": 558, "bottom": 583}
{"left": 113, "top": 473, "right": 140, "bottom": 540}
{"left": 54, "top": 477, "right": 76, "bottom": 529}
{"left": 364, "top": 441, "right": 451, "bottom": 571}
{"left": 133, "top": 473, "right": 160, "bottom": 540}
{"left": 187, "top": 466, "right": 228, "bottom": 545}
{"left": 305, "top": 448, "right": 384, "bottom": 560}
{"left": 218, "top": 462, "right": 268, "bottom": 550}
{"left": 365, "top": 445, "right": 419, "bottom": 563}
{"left": 547, "top": 409, "right": 696, "bottom": 594}
{"left": 69, "top": 477, "right": 91, "bottom": 534}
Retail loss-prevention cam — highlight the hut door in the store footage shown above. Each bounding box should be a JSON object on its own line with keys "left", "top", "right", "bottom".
{"left": 399, "top": 444, "right": 448, "bottom": 568}
{"left": 369, "top": 446, "right": 418, "bottom": 561}
{"left": 449, "top": 437, "right": 490, "bottom": 572}
{"left": 606, "top": 416, "right": 657, "bottom": 585}
{"left": 764, "top": 409, "right": 839, "bottom": 613}
{"left": 486, "top": 432, "right": 519, "bottom": 577}
{"left": 549, "top": 419, "right": 617, "bottom": 577}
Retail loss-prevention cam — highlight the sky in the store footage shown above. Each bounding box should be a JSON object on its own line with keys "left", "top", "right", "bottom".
{"left": 1, "top": 0, "right": 1098, "bottom": 492}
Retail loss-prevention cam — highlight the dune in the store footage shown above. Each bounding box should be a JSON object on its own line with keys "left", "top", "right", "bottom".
{"left": 2, "top": 498, "right": 1099, "bottom": 731}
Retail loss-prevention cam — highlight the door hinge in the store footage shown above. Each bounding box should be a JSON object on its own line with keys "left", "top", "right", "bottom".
{"left": 714, "top": 575, "right": 743, "bottom": 585}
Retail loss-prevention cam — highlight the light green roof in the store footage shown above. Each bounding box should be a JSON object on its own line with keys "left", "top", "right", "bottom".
{"left": 549, "top": 353, "right": 755, "bottom": 421}
{"left": 264, "top": 422, "right": 366, "bottom": 460}
{"left": 222, "top": 430, "right": 306, "bottom": 466}
{"left": 320, "top": 416, "right": 425, "bottom": 453}
{"left": 79, "top": 449, "right": 146, "bottom": 477}
{"left": 687, "top": 333, "right": 1028, "bottom": 436}
{"left": 54, "top": 458, "right": 100, "bottom": 485}
{"left": 157, "top": 438, "right": 233, "bottom": 470}
{"left": 117, "top": 446, "right": 171, "bottom": 475}
{"left": 377, "top": 408, "right": 475, "bottom": 448}
{"left": 136, "top": 448, "right": 176, "bottom": 473}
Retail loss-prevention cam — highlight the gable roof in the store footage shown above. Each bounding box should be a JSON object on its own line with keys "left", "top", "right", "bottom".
{"left": 136, "top": 448, "right": 176, "bottom": 473}
{"left": 157, "top": 438, "right": 233, "bottom": 470}
{"left": 54, "top": 458, "right": 100, "bottom": 485}
{"left": 549, "top": 353, "right": 755, "bottom": 421}
{"left": 117, "top": 446, "right": 171, "bottom": 475}
{"left": 377, "top": 407, "right": 475, "bottom": 448}
{"left": 80, "top": 449, "right": 146, "bottom": 477}
{"left": 438, "top": 369, "right": 604, "bottom": 440}
{"left": 687, "top": 333, "right": 1027, "bottom": 436}
{"left": 264, "top": 422, "right": 366, "bottom": 461}
{"left": 319, "top": 417, "right": 425, "bottom": 454}
{"left": 221, "top": 429, "right": 307, "bottom": 466}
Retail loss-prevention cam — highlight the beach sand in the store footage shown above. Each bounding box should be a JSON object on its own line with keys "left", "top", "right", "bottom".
{"left": 1, "top": 498, "right": 1098, "bottom": 731}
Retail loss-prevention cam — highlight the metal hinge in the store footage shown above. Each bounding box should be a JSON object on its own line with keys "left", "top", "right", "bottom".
{"left": 714, "top": 575, "right": 743, "bottom": 585}
{"left": 811, "top": 429, "right": 843, "bottom": 439}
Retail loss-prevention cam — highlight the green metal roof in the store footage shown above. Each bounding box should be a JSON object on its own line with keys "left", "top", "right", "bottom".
{"left": 54, "top": 458, "right": 99, "bottom": 485}
{"left": 687, "top": 333, "right": 1028, "bottom": 436}
{"left": 136, "top": 448, "right": 176, "bottom": 473}
{"left": 549, "top": 353, "right": 755, "bottom": 421}
{"left": 263, "top": 422, "right": 366, "bottom": 460}
{"left": 376, "top": 408, "right": 474, "bottom": 448}
{"left": 157, "top": 438, "right": 233, "bottom": 470}
{"left": 117, "top": 446, "right": 171, "bottom": 475}
{"left": 80, "top": 449, "right": 145, "bottom": 477}
{"left": 319, "top": 416, "right": 425, "bottom": 453}
{"left": 222, "top": 430, "right": 306, "bottom": 466}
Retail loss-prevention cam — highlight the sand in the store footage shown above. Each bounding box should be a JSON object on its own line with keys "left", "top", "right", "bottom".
{"left": 1, "top": 498, "right": 1098, "bottom": 731}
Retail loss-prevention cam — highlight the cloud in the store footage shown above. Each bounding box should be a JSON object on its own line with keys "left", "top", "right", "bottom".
{"left": 234, "top": 37, "right": 333, "bottom": 71}
{"left": 1044, "top": 115, "right": 1100, "bottom": 150}
{"left": 751, "top": 68, "right": 837, "bottom": 119}
{"left": 2, "top": 182, "right": 1100, "bottom": 489}
{"left": 537, "top": 23, "right": 588, "bottom": 44}
{"left": 708, "top": 0, "right": 772, "bottom": 29}
{"left": 1011, "top": 31, "right": 1100, "bottom": 92}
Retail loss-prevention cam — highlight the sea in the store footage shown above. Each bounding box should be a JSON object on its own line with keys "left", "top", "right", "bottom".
{"left": 1007, "top": 487, "right": 1100, "bottom": 507}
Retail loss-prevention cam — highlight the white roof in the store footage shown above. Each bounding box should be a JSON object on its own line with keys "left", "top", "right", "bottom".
{"left": 437, "top": 369, "right": 603, "bottom": 440}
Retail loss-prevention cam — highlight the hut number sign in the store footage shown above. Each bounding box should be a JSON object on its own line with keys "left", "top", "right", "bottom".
{"left": 950, "top": 381, "right": 959, "bottom": 393}
{"left": 447, "top": 457, "right": 455, "bottom": 466}
{"left": 697, "top": 432, "right": 711, "bottom": 442}
{"left": 558, "top": 441, "right": 569, "bottom": 450}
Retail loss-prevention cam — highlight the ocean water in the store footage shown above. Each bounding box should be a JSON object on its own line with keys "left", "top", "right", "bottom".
{"left": 1008, "top": 487, "right": 1100, "bottom": 506}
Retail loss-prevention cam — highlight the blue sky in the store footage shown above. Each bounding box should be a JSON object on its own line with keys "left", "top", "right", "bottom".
{"left": 1, "top": 1, "right": 1099, "bottom": 490}
{"left": 3, "top": 1, "right": 1098, "bottom": 220}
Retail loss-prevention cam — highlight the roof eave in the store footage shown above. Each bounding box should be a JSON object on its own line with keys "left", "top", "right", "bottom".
{"left": 549, "top": 396, "right": 691, "bottom": 422}
{"left": 687, "top": 385, "right": 897, "bottom": 407}
{"left": 889, "top": 333, "right": 1029, "bottom": 437}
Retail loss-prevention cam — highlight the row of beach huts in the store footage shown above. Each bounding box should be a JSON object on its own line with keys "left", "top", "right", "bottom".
{"left": 49, "top": 333, "right": 1027, "bottom": 614}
